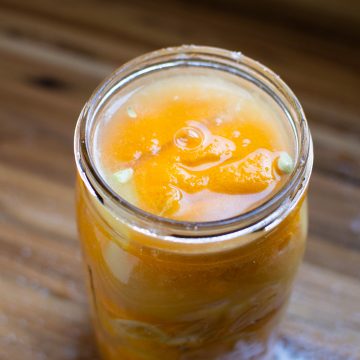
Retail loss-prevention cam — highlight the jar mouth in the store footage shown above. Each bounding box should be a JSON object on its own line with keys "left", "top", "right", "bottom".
{"left": 74, "top": 45, "right": 313, "bottom": 240}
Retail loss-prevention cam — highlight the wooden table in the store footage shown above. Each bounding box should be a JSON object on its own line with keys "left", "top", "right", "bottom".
{"left": 1, "top": 1, "right": 359, "bottom": 359}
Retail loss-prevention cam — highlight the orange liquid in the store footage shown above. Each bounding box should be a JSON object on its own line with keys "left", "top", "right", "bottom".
{"left": 77, "top": 73, "right": 306, "bottom": 360}
{"left": 95, "top": 75, "right": 293, "bottom": 221}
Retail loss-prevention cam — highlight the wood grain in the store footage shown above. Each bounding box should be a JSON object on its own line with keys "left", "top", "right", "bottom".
{"left": 0, "top": 0, "right": 359, "bottom": 359}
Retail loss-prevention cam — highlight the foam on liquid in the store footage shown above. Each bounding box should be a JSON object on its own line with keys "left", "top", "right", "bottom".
{"left": 93, "top": 72, "right": 294, "bottom": 222}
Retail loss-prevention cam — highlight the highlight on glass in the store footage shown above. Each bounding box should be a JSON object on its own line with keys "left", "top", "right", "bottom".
{"left": 74, "top": 45, "right": 313, "bottom": 360}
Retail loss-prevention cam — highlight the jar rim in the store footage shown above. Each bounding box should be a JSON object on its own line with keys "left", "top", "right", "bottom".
{"left": 74, "top": 45, "right": 313, "bottom": 241}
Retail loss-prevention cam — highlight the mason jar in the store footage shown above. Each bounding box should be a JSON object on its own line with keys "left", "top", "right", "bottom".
{"left": 74, "top": 46, "right": 313, "bottom": 360}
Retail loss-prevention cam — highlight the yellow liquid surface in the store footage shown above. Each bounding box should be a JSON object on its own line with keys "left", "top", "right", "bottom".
{"left": 95, "top": 74, "right": 293, "bottom": 222}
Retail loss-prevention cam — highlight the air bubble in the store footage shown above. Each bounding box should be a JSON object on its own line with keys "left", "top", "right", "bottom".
{"left": 174, "top": 126, "right": 204, "bottom": 151}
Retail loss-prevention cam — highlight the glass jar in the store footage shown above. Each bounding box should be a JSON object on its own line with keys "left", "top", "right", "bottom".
{"left": 74, "top": 46, "right": 313, "bottom": 360}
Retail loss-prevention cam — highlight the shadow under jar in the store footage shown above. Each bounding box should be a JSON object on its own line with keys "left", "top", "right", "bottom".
{"left": 74, "top": 46, "right": 313, "bottom": 360}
